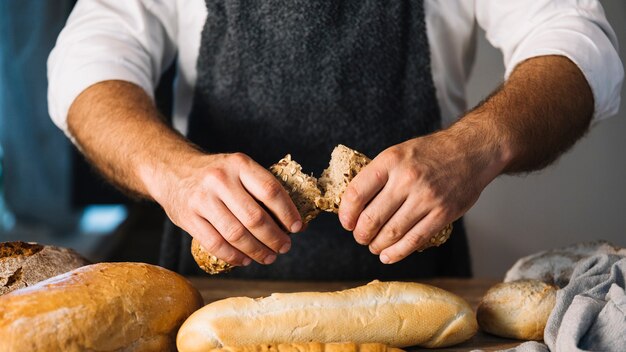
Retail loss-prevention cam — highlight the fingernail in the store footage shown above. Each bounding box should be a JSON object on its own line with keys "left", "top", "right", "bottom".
{"left": 290, "top": 220, "right": 303, "bottom": 233}
{"left": 279, "top": 242, "right": 291, "bottom": 254}
{"left": 242, "top": 258, "right": 252, "bottom": 266}
{"left": 264, "top": 254, "right": 277, "bottom": 264}
{"left": 340, "top": 215, "right": 354, "bottom": 230}
{"left": 357, "top": 233, "right": 370, "bottom": 245}
{"left": 380, "top": 254, "right": 390, "bottom": 264}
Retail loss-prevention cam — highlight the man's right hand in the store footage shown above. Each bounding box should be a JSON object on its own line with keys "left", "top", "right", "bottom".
{"left": 149, "top": 152, "right": 303, "bottom": 267}
{"left": 67, "top": 81, "right": 302, "bottom": 267}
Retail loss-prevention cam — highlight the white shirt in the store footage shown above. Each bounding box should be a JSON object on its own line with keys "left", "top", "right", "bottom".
{"left": 48, "top": 0, "right": 623, "bottom": 137}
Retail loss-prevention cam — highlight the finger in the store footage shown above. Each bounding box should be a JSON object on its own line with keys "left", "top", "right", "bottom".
{"left": 338, "top": 162, "right": 388, "bottom": 231}
{"left": 367, "top": 197, "right": 428, "bottom": 255}
{"left": 188, "top": 214, "right": 249, "bottom": 266}
{"left": 201, "top": 199, "right": 278, "bottom": 265}
{"left": 239, "top": 159, "right": 303, "bottom": 233}
{"left": 379, "top": 211, "right": 448, "bottom": 264}
{"left": 221, "top": 184, "right": 292, "bottom": 255}
{"left": 352, "top": 182, "right": 406, "bottom": 246}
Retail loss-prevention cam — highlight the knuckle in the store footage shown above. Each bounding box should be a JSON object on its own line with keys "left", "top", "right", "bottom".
{"left": 188, "top": 193, "right": 204, "bottom": 209}
{"left": 248, "top": 246, "right": 269, "bottom": 261}
{"left": 360, "top": 211, "right": 380, "bottom": 231}
{"left": 402, "top": 168, "right": 421, "bottom": 184}
{"left": 230, "top": 152, "right": 250, "bottom": 164}
{"left": 343, "top": 186, "right": 361, "bottom": 205}
{"left": 373, "top": 169, "right": 386, "bottom": 185}
{"left": 437, "top": 207, "right": 454, "bottom": 222}
{"left": 224, "top": 223, "right": 247, "bottom": 243}
{"left": 243, "top": 207, "right": 266, "bottom": 229}
{"left": 261, "top": 179, "right": 283, "bottom": 200}
{"left": 386, "top": 225, "right": 404, "bottom": 241}
{"left": 205, "top": 168, "right": 228, "bottom": 186}
{"left": 384, "top": 147, "right": 402, "bottom": 162}
{"left": 222, "top": 251, "right": 241, "bottom": 265}
{"left": 201, "top": 236, "right": 222, "bottom": 255}
{"left": 404, "top": 234, "right": 424, "bottom": 251}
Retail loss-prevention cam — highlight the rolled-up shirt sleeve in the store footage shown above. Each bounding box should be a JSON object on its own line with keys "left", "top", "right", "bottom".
{"left": 47, "top": 0, "right": 178, "bottom": 137}
{"left": 475, "top": 0, "right": 623, "bottom": 122}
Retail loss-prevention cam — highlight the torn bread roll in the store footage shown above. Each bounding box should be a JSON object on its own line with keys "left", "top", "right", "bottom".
{"left": 209, "top": 342, "right": 404, "bottom": 352}
{"left": 316, "top": 144, "right": 371, "bottom": 213}
{"left": 192, "top": 145, "right": 455, "bottom": 275}
{"left": 0, "top": 262, "right": 203, "bottom": 352}
{"left": 191, "top": 154, "right": 321, "bottom": 275}
{"left": 477, "top": 279, "right": 557, "bottom": 340}
{"left": 176, "top": 280, "right": 478, "bottom": 351}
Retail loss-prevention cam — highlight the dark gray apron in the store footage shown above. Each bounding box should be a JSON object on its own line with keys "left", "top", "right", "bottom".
{"left": 160, "top": 0, "right": 471, "bottom": 279}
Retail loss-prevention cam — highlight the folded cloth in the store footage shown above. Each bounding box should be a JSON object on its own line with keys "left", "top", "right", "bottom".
{"left": 474, "top": 254, "right": 626, "bottom": 352}
{"left": 545, "top": 254, "right": 626, "bottom": 351}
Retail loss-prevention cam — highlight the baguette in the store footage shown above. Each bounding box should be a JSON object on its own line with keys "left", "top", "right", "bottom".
{"left": 176, "top": 280, "right": 478, "bottom": 351}
{"left": 210, "top": 342, "right": 404, "bottom": 352}
{"left": 0, "top": 262, "right": 203, "bottom": 352}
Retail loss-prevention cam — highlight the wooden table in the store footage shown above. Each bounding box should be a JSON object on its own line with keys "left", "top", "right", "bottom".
{"left": 187, "top": 277, "right": 526, "bottom": 351}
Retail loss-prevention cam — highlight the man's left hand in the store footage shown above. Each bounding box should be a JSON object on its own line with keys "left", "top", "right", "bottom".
{"left": 338, "top": 128, "right": 506, "bottom": 264}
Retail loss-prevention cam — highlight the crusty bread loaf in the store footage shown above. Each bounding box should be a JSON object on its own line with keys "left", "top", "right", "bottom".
{"left": 504, "top": 240, "right": 626, "bottom": 288}
{"left": 176, "top": 280, "right": 478, "bottom": 351}
{"left": 192, "top": 154, "right": 321, "bottom": 275}
{"left": 316, "top": 145, "right": 371, "bottom": 213}
{"left": 209, "top": 342, "right": 404, "bottom": 352}
{"left": 1, "top": 241, "right": 90, "bottom": 295}
{"left": 0, "top": 262, "right": 203, "bottom": 352}
{"left": 477, "top": 280, "right": 557, "bottom": 340}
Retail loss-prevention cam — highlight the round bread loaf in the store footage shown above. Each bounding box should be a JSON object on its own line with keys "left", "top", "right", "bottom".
{"left": 477, "top": 280, "right": 557, "bottom": 340}
{"left": 0, "top": 262, "right": 203, "bottom": 352}
{"left": 177, "top": 280, "right": 478, "bottom": 351}
{"left": 1, "top": 241, "right": 90, "bottom": 295}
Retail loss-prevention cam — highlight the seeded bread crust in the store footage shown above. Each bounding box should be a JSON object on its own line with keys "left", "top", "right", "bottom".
{"left": 191, "top": 239, "right": 234, "bottom": 275}
{"left": 269, "top": 154, "right": 321, "bottom": 224}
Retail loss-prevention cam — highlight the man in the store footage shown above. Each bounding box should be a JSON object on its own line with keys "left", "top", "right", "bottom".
{"left": 48, "top": 1, "right": 622, "bottom": 279}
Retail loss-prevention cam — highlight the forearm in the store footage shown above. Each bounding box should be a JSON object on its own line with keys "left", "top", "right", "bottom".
{"left": 67, "top": 80, "right": 203, "bottom": 200}
{"left": 448, "top": 55, "right": 594, "bottom": 174}
{"left": 68, "top": 80, "right": 300, "bottom": 265}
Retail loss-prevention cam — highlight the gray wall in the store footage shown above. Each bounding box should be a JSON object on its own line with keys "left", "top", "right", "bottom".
{"left": 465, "top": 0, "right": 626, "bottom": 278}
